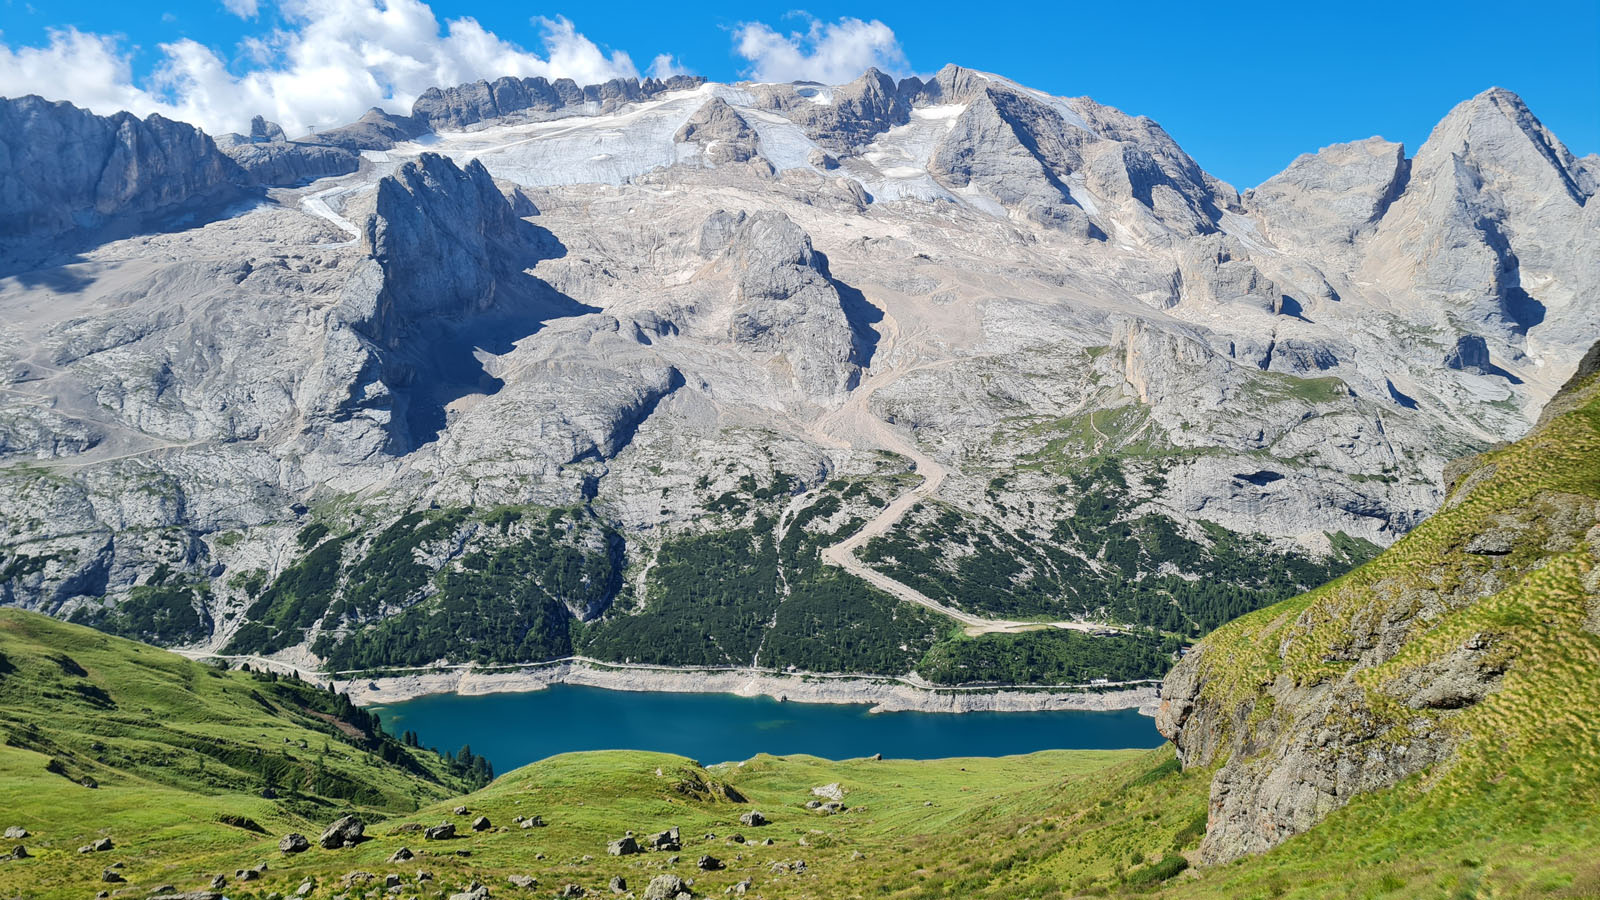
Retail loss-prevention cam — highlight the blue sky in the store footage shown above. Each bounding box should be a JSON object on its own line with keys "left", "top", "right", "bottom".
{"left": 1, "top": 0, "right": 1595, "bottom": 188}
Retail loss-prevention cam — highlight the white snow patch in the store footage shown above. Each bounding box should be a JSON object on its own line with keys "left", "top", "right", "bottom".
{"left": 375, "top": 91, "right": 709, "bottom": 187}
{"left": 911, "top": 104, "right": 965, "bottom": 121}
{"left": 795, "top": 85, "right": 834, "bottom": 105}
{"left": 1065, "top": 173, "right": 1100, "bottom": 216}
{"left": 300, "top": 184, "right": 365, "bottom": 240}
{"left": 736, "top": 106, "right": 824, "bottom": 171}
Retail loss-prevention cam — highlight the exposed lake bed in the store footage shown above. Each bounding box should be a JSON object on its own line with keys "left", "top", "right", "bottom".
{"left": 338, "top": 657, "right": 1161, "bottom": 714}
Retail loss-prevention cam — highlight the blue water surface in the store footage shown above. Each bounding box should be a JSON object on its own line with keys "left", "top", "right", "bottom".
{"left": 373, "top": 684, "right": 1165, "bottom": 771}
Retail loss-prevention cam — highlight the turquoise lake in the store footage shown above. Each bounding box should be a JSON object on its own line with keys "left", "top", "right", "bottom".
{"left": 373, "top": 685, "right": 1165, "bottom": 772}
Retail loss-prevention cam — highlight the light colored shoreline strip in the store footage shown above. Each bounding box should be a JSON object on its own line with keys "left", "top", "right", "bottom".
{"left": 175, "top": 650, "right": 1162, "bottom": 716}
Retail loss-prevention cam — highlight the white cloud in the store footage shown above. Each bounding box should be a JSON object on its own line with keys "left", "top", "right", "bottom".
{"left": 0, "top": 1, "right": 646, "bottom": 138}
{"left": 733, "top": 15, "right": 908, "bottom": 85}
{"left": 647, "top": 53, "right": 690, "bottom": 81}
{"left": 221, "top": 0, "right": 260, "bottom": 19}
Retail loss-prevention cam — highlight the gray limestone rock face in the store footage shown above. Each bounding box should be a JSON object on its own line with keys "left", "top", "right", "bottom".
{"left": 412, "top": 75, "right": 706, "bottom": 133}
{"left": 1246, "top": 137, "right": 1409, "bottom": 255}
{"left": 713, "top": 210, "right": 864, "bottom": 400}
{"left": 675, "top": 97, "right": 760, "bottom": 164}
{"left": 1358, "top": 88, "right": 1597, "bottom": 358}
{"left": 221, "top": 141, "right": 360, "bottom": 186}
{"left": 746, "top": 68, "right": 909, "bottom": 153}
{"left": 355, "top": 152, "right": 533, "bottom": 347}
{"left": 0, "top": 96, "right": 245, "bottom": 260}
{"left": 927, "top": 88, "right": 1101, "bottom": 239}
{"left": 249, "top": 116, "right": 288, "bottom": 143}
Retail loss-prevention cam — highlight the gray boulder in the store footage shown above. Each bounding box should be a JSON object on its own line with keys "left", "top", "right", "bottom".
{"left": 448, "top": 883, "right": 491, "bottom": 900}
{"left": 606, "top": 835, "right": 639, "bottom": 856}
{"left": 2, "top": 827, "right": 26, "bottom": 839}
{"left": 646, "top": 826, "right": 681, "bottom": 851}
{"left": 425, "top": 822, "right": 457, "bottom": 841}
{"left": 643, "top": 874, "right": 687, "bottom": 900}
{"left": 471, "top": 815, "right": 492, "bottom": 831}
{"left": 738, "top": 811, "right": 767, "bottom": 827}
{"left": 317, "top": 814, "right": 364, "bottom": 849}
{"left": 278, "top": 833, "right": 310, "bottom": 853}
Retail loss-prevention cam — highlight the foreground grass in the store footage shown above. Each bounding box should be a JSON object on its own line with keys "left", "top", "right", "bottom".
{"left": 7, "top": 726, "right": 1591, "bottom": 900}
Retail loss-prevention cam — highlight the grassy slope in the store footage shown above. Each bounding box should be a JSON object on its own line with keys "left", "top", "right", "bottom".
{"left": 1, "top": 368, "right": 1597, "bottom": 899}
{"left": 0, "top": 612, "right": 1591, "bottom": 900}
{"left": 0, "top": 610, "right": 478, "bottom": 898}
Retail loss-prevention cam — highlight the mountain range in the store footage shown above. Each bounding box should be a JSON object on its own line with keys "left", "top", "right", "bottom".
{"left": 0, "top": 64, "right": 1594, "bottom": 687}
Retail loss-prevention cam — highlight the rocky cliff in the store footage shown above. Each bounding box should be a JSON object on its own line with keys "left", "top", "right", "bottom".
{"left": 1157, "top": 339, "right": 1600, "bottom": 862}
{"left": 0, "top": 96, "right": 245, "bottom": 263}
{"left": 0, "top": 66, "right": 1593, "bottom": 686}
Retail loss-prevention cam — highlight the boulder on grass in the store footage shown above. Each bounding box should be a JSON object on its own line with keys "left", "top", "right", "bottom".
{"left": 318, "top": 815, "right": 365, "bottom": 849}
{"left": 643, "top": 874, "right": 686, "bottom": 900}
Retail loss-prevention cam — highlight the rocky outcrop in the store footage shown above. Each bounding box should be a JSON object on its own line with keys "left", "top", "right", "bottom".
{"left": 928, "top": 87, "right": 1101, "bottom": 238}
{"left": 221, "top": 141, "right": 360, "bottom": 186}
{"left": 675, "top": 98, "right": 760, "bottom": 164}
{"left": 352, "top": 152, "right": 533, "bottom": 347}
{"left": 0, "top": 96, "right": 244, "bottom": 257}
{"left": 1443, "top": 334, "right": 1491, "bottom": 373}
{"left": 250, "top": 116, "right": 287, "bottom": 143}
{"left": 297, "top": 107, "right": 426, "bottom": 152}
{"left": 413, "top": 74, "right": 704, "bottom": 132}
{"left": 1246, "top": 137, "right": 1409, "bottom": 256}
{"left": 706, "top": 210, "right": 864, "bottom": 399}
{"left": 746, "top": 68, "right": 911, "bottom": 152}
{"left": 1157, "top": 345, "right": 1600, "bottom": 862}
{"left": 1357, "top": 89, "right": 1597, "bottom": 356}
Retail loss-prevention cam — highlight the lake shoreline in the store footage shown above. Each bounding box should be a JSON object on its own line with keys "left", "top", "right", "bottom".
{"left": 344, "top": 658, "right": 1162, "bottom": 716}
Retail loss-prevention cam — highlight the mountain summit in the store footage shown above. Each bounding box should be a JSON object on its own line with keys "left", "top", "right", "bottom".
{"left": 0, "top": 67, "right": 1593, "bottom": 690}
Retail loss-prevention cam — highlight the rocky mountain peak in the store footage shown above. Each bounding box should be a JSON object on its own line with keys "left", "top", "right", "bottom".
{"left": 1246, "top": 136, "right": 1410, "bottom": 251}
{"left": 1419, "top": 85, "right": 1592, "bottom": 205}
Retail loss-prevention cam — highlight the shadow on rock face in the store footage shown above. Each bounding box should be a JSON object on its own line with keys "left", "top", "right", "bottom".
{"left": 392, "top": 220, "right": 598, "bottom": 448}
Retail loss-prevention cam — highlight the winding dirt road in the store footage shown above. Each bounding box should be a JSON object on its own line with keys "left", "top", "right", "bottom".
{"left": 811, "top": 314, "right": 1117, "bottom": 637}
